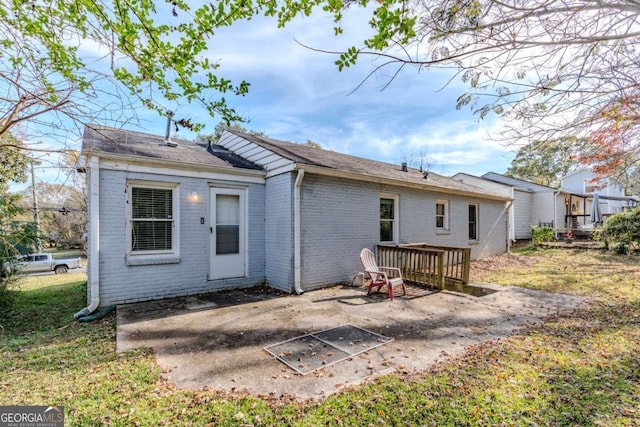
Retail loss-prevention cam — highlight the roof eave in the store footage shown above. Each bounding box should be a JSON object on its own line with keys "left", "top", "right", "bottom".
{"left": 82, "top": 149, "right": 266, "bottom": 178}
{"left": 296, "top": 164, "right": 511, "bottom": 202}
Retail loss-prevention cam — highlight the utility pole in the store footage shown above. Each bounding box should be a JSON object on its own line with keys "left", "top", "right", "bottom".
{"left": 30, "top": 161, "right": 42, "bottom": 252}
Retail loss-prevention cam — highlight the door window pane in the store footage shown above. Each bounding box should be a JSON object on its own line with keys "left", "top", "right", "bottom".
{"left": 216, "top": 194, "right": 240, "bottom": 254}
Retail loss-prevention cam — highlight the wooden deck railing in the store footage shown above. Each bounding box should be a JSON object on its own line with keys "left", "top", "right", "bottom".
{"left": 377, "top": 243, "right": 471, "bottom": 289}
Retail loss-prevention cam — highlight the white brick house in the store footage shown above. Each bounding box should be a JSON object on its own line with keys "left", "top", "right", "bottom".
{"left": 80, "top": 126, "right": 510, "bottom": 308}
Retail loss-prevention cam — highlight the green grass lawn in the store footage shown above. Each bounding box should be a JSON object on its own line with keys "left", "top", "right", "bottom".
{"left": 1, "top": 249, "right": 639, "bottom": 426}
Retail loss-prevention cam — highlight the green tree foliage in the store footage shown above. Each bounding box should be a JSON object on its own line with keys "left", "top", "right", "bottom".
{"left": 530, "top": 225, "right": 554, "bottom": 246}
{"left": 18, "top": 182, "right": 86, "bottom": 250}
{"left": 1, "top": 1, "right": 247, "bottom": 135}
{"left": 0, "top": 133, "right": 38, "bottom": 301}
{"left": 601, "top": 208, "right": 640, "bottom": 253}
{"left": 0, "top": 133, "right": 30, "bottom": 192}
{"left": 506, "top": 138, "right": 580, "bottom": 187}
{"left": 0, "top": 194, "right": 39, "bottom": 305}
{"left": 1, "top": 0, "right": 415, "bottom": 137}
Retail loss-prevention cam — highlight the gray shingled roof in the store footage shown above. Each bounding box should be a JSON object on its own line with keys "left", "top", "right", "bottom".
{"left": 481, "top": 172, "right": 556, "bottom": 192}
{"left": 82, "top": 126, "right": 262, "bottom": 170}
{"left": 232, "top": 131, "right": 506, "bottom": 199}
{"left": 81, "top": 125, "right": 507, "bottom": 200}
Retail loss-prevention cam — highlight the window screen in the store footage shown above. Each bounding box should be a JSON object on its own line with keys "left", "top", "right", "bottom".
{"left": 131, "top": 187, "right": 174, "bottom": 251}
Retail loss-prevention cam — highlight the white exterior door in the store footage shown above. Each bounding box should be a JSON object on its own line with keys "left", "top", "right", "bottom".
{"left": 209, "top": 187, "right": 246, "bottom": 280}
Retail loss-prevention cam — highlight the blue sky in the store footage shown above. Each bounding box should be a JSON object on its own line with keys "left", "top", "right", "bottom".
{"left": 21, "top": 5, "right": 517, "bottom": 188}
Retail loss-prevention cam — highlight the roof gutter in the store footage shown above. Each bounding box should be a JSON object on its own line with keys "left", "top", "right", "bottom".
{"left": 74, "top": 155, "right": 101, "bottom": 319}
{"left": 293, "top": 169, "right": 305, "bottom": 295}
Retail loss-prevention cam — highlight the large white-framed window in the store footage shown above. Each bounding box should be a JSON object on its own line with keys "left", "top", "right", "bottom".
{"left": 380, "top": 193, "right": 399, "bottom": 242}
{"left": 127, "top": 180, "right": 179, "bottom": 257}
{"left": 436, "top": 199, "right": 449, "bottom": 231}
{"left": 468, "top": 203, "right": 479, "bottom": 241}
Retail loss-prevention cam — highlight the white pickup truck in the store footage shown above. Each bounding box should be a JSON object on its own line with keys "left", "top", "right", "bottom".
{"left": 16, "top": 253, "right": 82, "bottom": 274}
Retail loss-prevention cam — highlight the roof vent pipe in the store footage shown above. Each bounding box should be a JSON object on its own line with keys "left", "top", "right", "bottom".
{"left": 401, "top": 162, "right": 407, "bottom": 172}
{"left": 423, "top": 171, "right": 429, "bottom": 179}
{"left": 162, "top": 111, "right": 178, "bottom": 147}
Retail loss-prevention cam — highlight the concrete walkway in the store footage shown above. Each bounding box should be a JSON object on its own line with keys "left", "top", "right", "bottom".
{"left": 117, "top": 283, "right": 586, "bottom": 401}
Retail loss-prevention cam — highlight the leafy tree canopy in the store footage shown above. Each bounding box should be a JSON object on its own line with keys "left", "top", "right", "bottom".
{"left": 506, "top": 138, "right": 580, "bottom": 187}
{"left": 0, "top": 0, "right": 414, "bottom": 139}
{"left": 0, "top": 132, "right": 30, "bottom": 193}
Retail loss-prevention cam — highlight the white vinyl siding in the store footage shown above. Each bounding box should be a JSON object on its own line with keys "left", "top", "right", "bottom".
{"left": 513, "top": 190, "right": 533, "bottom": 239}
{"left": 584, "top": 179, "right": 597, "bottom": 194}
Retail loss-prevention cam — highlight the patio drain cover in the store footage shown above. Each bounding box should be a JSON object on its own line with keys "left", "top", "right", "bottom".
{"left": 264, "top": 325, "right": 392, "bottom": 375}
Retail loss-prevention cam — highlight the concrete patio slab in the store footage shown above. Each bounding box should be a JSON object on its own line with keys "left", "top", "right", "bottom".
{"left": 116, "top": 283, "right": 586, "bottom": 401}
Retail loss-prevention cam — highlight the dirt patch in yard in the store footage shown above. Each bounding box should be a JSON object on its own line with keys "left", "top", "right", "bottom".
{"left": 470, "top": 253, "right": 542, "bottom": 282}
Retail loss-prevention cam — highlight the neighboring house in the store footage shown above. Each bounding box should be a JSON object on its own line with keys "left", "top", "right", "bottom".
{"left": 455, "top": 169, "right": 639, "bottom": 243}
{"left": 454, "top": 172, "right": 567, "bottom": 240}
{"left": 80, "top": 125, "right": 510, "bottom": 308}
{"left": 560, "top": 168, "right": 638, "bottom": 227}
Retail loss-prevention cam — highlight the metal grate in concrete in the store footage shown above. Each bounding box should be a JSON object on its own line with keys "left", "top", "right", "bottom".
{"left": 264, "top": 325, "right": 393, "bottom": 375}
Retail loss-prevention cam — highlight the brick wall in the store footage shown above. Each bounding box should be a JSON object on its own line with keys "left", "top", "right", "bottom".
{"left": 298, "top": 175, "right": 508, "bottom": 290}
{"left": 94, "top": 169, "right": 265, "bottom": 306}
{"left": 264, "top": 173, "right": 294, "bottom": 291}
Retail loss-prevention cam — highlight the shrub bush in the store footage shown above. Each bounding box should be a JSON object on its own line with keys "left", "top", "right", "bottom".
{"left": 602, "top": 207, "right": 640, "bottom": 253}
{"left": 531, "top": 225, "right": 554, "bottom": 246}
{"left": 613, "top": 242, "right": 629, "bottom": 255}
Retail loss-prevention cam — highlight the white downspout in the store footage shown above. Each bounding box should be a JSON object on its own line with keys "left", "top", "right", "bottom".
{"left": 553, "top": 190, "right": 560, "bottom": 239}
{"left": 74, "top": 155, "right": 100, "bottom": 319}
{"left": 509, "top": 188, "right": 516, "bottom": 243}
{"left": 293, "top": 169, "right": 305, "bottom": 295}
{"left": 506, "top": 199, "right": 514, "bottom": 252}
